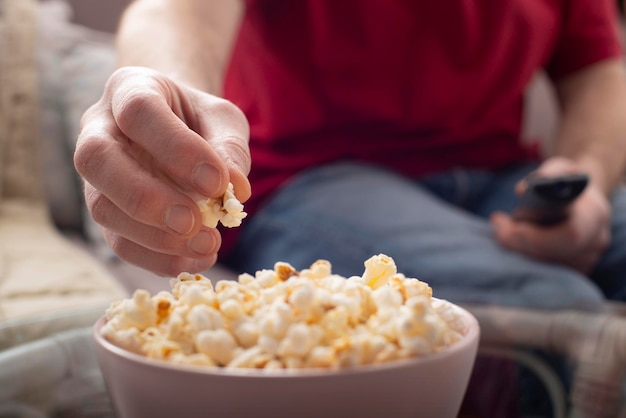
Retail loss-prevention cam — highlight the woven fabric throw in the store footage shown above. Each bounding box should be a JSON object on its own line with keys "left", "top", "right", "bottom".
{"left": 0, "top": 0, "right": 43, "bottom": 201}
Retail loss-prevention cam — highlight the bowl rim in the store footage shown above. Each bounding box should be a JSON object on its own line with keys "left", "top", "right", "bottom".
{"left": 93, "top": 301, "right": 480, "bottom": 379}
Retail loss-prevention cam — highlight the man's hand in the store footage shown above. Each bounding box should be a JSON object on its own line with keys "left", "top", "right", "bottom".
{"left": 74, "top": 67, "right": 251, "bottom": 276}
{"left": 490, "top": 157, "right": 611, "bottom": 274}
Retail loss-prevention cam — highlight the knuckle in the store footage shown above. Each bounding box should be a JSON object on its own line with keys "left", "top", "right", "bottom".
{"left": 105, "top": 234, "right": 135, "bottom": 263}
{"left": 108, "top": 67, "right": 133, "bottom": 85}
{"left": 107, "top": 67, "right": 150, "bottom": 91}
{"left": 120, "top": 185, "right": 156, "bottom": 221}
{"left": 87, "top": 190, "right": 111, "bottom": 226}
{"left": 210, "top": 98, "right": 249, "bottom": 130}
{"left": 115, "top": 89, "right": 160, "bottom": 131}
{"left": 151, "top": 229, "right": 184, "bottom": 254}
{"left": 224, "top": 135, "right": 251, "bottom": 167}
{"left": 212, "top": 97, "right": 239, "bottom": 114}
{"left": 74, "top": 134, "right": 109, "bottom": 176}
{"left": 107, "top": 234, "right": 127, "bottom": 256}
{"left": 79, "top": 101, "right": 103, "bottom": 130}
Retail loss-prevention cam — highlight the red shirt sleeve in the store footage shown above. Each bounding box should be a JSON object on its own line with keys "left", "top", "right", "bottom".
{"left": 547, "top": 0, "right": 623, "bottom": 79}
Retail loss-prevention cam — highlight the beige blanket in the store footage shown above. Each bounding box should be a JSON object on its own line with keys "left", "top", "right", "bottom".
{"left": 0, "top": 0, "right": 125, "bottom": 349}
{"left": 0, "top": 201, "right": 125, "bottom": 320}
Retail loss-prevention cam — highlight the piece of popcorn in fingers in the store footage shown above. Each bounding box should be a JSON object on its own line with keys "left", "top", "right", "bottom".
{"left": 197, "top": 182, "right": 247, "bottom": 228}
{"left": 196, "top": 199, "right": 222, "bottom": 228}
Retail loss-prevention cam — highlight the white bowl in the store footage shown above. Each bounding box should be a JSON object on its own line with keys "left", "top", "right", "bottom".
{"left": 93, "top": 304, "right": 479, "bottom": 418}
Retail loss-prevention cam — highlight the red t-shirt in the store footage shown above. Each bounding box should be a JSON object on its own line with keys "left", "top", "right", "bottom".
{"left": 221, "top": 0, "right": 622, "bottom": 253}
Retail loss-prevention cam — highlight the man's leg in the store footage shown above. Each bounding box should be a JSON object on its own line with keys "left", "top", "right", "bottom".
{"left": 230, "top": 162, "right": 604, "bottom": 311}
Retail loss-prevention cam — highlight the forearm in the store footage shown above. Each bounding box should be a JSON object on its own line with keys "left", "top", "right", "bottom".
{"left": 553, "top": 58, "right": 626, "bottom": 195}
{"left": 116, "top": 0, "right": 244, "bottom": 95}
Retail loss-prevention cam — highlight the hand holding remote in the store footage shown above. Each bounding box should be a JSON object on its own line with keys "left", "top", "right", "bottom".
{"left": 512, "top": 173, "right": 589, "bottom": 226}
{"left": 492, "top": 158, "right": 610, "bottom": 273}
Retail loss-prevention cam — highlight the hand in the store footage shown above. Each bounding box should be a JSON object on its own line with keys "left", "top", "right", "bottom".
{"left": 74, "top": 67, "right": 251, "bottom": 276}
{"left": 490, "top": 157, "right": 611, "bottom": 274}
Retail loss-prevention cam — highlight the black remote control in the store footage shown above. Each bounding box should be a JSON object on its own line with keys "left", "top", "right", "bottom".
{"left": 512, "top": 173, "right": 589, "bottom": 226}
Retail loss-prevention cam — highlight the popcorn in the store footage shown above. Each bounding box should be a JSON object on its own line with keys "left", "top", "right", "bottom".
{"left": 288, "top": 281, "right": 315, "bottom": 312}
{"left": 259, "top": 310, "right": 289, "bottom": 340}
{"left": 306, "top": 346, "right": 336, "bottom": 368}
{"left": 187, "top": 305, "right": 223, "bottom": 333}
{"left": 362, "top": 254, "right": 396, "bottom": 289}
{"left": 228, "top": 346, "right": 272, "bottom": 369}
{"left": 101, "top": 254, "right": 467, "bottom": 370}
{"left": 196, "top": 329, "right": 239, "bottom": 365}
{"left": 197, "top": 182, "right": 247, "bottom": 228}
{"left": 231, "top": 319, "right": 260, "bottom": 348}
{"left": 277, "top": 323, "right": 317, "bottom": 358}
{"left": 220, "top": 299, "right": 245, "bottom": 320}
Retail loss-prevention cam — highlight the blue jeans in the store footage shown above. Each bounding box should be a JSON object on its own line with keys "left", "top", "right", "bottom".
{"left": 228, "top": 162, "right": 626, "bottom": 311}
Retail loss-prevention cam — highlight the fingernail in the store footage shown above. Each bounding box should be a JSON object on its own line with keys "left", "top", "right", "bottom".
{"left": 194, "top": 163, "right": 222, "bottom": 196}
{"left": 188, "top": 231, "right": 216, "bottom": 255}
{"left": 165, "top": 205, "right": 194, "bottom": 235}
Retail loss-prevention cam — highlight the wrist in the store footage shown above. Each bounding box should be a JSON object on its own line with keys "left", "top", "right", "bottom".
{"left": 567, "top": 156, "right": 613, "bottom": 196}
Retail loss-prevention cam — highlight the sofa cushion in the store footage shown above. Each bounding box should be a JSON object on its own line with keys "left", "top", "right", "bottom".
{"left": 36, "top": 0, "right": 116, "bottom": 232}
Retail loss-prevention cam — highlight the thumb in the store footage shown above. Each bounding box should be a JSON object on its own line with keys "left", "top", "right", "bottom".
{"left": 490, "top": 211, "right": 515, "bottom": 247}
{"left": 211, "top": 133, "right": 252, "bottom": 203}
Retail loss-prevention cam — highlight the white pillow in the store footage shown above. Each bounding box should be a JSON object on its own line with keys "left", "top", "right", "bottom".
{"left": 37, "top": 0, "right": 116, "bottom": 233}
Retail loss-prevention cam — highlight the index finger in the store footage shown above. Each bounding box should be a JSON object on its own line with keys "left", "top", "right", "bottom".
{"left": 491, "top": 212, "right": 565, "bottom": 258}
{"left": 110, "top": 70, "right": 233, "bottom": 199}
